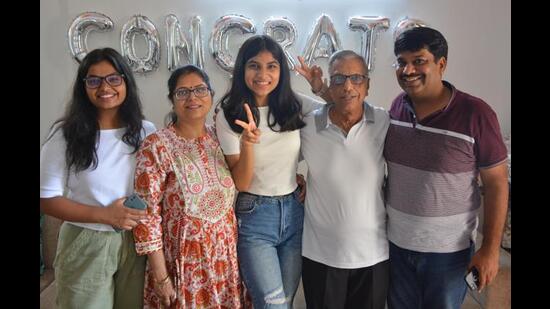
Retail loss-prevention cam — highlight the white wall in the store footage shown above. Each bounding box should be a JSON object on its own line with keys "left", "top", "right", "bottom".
{"left": 40, "top": 0, "right": 510, "bottom": 143}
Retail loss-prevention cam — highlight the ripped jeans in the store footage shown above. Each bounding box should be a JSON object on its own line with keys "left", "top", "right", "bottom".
{"left": 236, "top": 189, "right": 304, "bottom": 309}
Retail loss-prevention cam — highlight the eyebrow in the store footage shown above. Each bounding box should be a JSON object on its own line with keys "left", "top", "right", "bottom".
{"left": 177, "top": 84, "right": 206, "bottom": 89}
{"left": 246, "top": 60, "right": 279, "bottom": 65}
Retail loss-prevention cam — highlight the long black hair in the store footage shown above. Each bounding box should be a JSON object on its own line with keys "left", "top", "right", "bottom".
{"left": 48, "top": 47, "right": 145, "bottom": 173}
{"left": 164, "top": 64, "right": 214, "bottom": 126}
{"left": 220, "top": 35, "right": 305, "bottom": 133}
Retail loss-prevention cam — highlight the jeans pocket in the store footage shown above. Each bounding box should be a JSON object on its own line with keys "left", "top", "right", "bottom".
{"left": 235, "top": 193, "right": 257, "bottom": 214}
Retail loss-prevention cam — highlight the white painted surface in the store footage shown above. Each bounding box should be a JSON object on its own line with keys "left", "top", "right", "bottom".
{"left": 40, "top": 0, "right": 510, "bottom": 142}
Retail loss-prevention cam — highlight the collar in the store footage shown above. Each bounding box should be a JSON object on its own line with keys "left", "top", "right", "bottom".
{"left": 402, "top": 80, "right": 456, "bottom": 120}
{"left": 315, "top": 100, "right": 375, "bottom": 132}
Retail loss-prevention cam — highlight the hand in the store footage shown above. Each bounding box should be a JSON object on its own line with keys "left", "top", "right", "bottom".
{"left": 154, "top": 276, "right": 177, "bottom": 308}
{"left": 296, "top": 56, "right": 328, "bottom": 93}
{"left": 103, "top": 197, "right": 148, "bottom": 230}
{"left": 467, "top": 246, "right": 500, "bottom": 291}
{"left": 235, "top": 103, "right": 261, "bottom": 146}
{"left": 296, "top": 174, "right": 306, "bottom": 203}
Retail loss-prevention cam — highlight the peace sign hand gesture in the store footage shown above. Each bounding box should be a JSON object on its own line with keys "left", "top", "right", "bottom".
{"left": 235, "top": 103, "right": 261, "bottom": 147}
{"left": 296, "top": 56, "right": 328, "bottom": 94}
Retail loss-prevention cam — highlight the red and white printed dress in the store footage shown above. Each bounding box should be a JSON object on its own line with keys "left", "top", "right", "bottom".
{"left": 133, "top": 125, "right": 243, "bottom": 309}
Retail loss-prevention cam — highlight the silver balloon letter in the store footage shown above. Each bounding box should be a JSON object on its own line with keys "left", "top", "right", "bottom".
{"left": 120, "top": 15, "right": 161, "bottom": 74}
{"left": 210, "top": 15, "right": 256, "bottom": 73}
{"left": 348, "top": 16, "right": 389, "bottom": 72}
{"left": 302, "top": 14, "right": 342, "bottom": 66}
{"left": 68, "top": 12, "right": 113, "bottom": 62}
{"left": 393, "top": 17, "right": 428, "bottom": 41}
{"left": 264, "top": 17, "right": 298, "bottom": 70}
{"left": 165, "top": 15, "right": 205, "bottom": 71}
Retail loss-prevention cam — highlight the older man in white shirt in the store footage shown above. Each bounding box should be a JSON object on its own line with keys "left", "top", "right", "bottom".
{"left": 297, "top": 50, "right": 390, "bottom": 309}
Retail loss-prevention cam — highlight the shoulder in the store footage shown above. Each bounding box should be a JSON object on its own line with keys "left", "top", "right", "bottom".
{"left": 366, "top": 102, "right": 390, "bottom": 124}
{"left": 452, "top": 89, "right": 497, "bottom": 119}
{"left": 296, "top": 92, "right": 324, "bottom": 116}
{"left": 141, "top": 120, "right": 157, "bottom": 136}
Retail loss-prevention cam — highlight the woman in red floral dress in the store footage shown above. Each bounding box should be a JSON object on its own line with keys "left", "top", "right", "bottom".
{"left": 133, "top": 65, "right": 242, "bottom": 308}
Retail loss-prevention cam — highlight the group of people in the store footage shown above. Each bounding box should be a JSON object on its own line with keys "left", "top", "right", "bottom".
{"left": 40, "top": 26, "right": 509, "bottom": 309}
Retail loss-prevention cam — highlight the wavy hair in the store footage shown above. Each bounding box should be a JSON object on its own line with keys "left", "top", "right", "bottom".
{"left": 48, "top": 47, "right": 145, "bottom": 173}
{"left": 220, "top": 35, "right": 305, "bottom": 133}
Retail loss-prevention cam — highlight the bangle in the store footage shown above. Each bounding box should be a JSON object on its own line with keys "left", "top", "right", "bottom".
{"left": 155, "top": 274, "right": 171, "bottom": 288}
{"left": 312, "top": 84, "right": 328, "bottom": 97}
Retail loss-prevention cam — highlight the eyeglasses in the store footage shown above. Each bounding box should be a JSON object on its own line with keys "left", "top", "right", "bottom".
{"left": 83, "top": 73, "right": 125, "bottom": 89}
{"left": 392, "top": 58, "right": 430, "bottom": 70}
{"left": 173, "top": 86, "right": 210, "bottom": 101}
{"left": 330, "top": 74, "right": 367, "bottom": 85}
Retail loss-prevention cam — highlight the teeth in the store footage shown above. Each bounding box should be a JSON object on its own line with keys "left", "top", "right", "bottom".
{"left": 403, "top": 76, "right": 421, "bottom": 82}
{"left": 98, "top": 94, "right": 115, "bottom": 98}
{"left": 255, "top": 81, "right": 269, "bottom": 85}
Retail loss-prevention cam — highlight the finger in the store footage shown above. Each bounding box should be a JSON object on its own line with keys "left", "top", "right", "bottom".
{"left": 234, "top": 119, "right": 250, "bottom": 131}
{"left": 298, "top": 56, "right": 308, "bottom": 69}
{"left": 127, "top": 208, "right": 147, "bottom": 215}
{"left": 243, "top": 104, "right": 256, "bottom": 128}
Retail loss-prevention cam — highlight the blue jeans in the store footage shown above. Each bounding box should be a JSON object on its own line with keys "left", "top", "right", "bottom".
{"left": 236, "top": 189, "right": 304, "bottom": 309}
{"left": 388, "top": 241, "right": 475, "bottom": 309}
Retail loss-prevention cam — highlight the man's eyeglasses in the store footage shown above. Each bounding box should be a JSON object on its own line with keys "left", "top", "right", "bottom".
{"left": 174, "top": 86, "right": 210, "bottom": 101}
{"left": 330, "top": 74, "right": 367, "bottom": 85}
{"left": 83, "top": 73, "right": 125, "bottom": 89}
{"left": 392, "top": 58, "right": 430, "bottom": 70}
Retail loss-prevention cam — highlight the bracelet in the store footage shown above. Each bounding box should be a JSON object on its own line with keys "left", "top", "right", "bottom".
{"left": 312, "top": 84, "right": 328, "bottom": 97}
{"left": 155, "top": 274, "right": 171, "bottom": 288}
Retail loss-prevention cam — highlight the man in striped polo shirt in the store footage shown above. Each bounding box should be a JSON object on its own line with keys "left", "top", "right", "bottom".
{"left": 384, "top": 27, "right": 509, "bottom": 309}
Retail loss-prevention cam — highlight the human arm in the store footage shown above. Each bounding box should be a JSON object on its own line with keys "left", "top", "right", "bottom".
{"left": 39, "top": 128, "right": 146, "bottom": 229}
{"left": 296, "top": 56, "right": 332, "bottom": 102}
{"left": 147, "top": 250, "right": 176, "bottom": 307}
{"left": 296, "top": 173, "right": 306, "bottom": 203}
{"left": 468, "top": 162, "right": 509, "bottom": 291}
{"left": 40, "top": 197, "right": 146, "bottom": 230}
{"left": 217, "top": 103, "right": 261, "bottom": 192}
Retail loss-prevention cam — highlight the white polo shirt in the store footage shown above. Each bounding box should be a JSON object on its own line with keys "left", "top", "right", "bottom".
{"left": 300, "top": 98, "right": 390, "bottom": 269}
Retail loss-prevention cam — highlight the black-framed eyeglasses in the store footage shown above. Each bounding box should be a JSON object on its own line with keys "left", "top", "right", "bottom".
{"left": 83, "top": 73, "right": 125, "bottom": 89}
{"left": 173, "top": 86, "right": 210, "bottom": 101}
{"left": 330, "top": 74, "right": 367, "bottom": 85}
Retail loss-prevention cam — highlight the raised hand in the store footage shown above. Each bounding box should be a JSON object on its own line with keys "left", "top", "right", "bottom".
{"left": 296, "top": 56, "right": 328, "bottom": 93}
{"left": 235, "top": 103, "right": 261, "bottom": 146}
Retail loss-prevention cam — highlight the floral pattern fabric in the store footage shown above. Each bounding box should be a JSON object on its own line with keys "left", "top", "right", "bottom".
{"left": 133, "top": 125, "right": 242, "bottom": 309}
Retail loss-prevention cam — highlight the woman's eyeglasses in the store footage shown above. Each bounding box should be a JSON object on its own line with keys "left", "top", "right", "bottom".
{"left": 83, "top": 73, "right": 125, "bottom": 89}
{"left": 173, "top": 86, "right": 210, "bottom": 101}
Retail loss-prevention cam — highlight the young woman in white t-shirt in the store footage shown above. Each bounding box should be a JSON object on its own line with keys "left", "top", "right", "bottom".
{"left": 215, "top": 35, "right": 307, "bottom": 309}
{"left": 40, "top": 48, "right": 155, "bottom": 308}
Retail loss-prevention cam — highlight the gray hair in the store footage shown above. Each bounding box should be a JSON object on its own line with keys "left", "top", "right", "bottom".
{"left": 328, "top": 50, "right": 368, "bottom": 76}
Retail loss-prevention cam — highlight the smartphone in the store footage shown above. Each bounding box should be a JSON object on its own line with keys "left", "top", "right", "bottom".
{"left": 113, "top": 193, "right": 147, "bottom": 232}
{"left": 123, "top": 193, "right": 147, "bottom": 210}
{"left": 464, "top": 267, "right": 480, "bottom": 291}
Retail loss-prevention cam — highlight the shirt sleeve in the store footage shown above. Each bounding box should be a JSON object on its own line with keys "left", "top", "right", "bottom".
{"left": 132, "top": 133, "right": 169, "bottom": 255}
{"left": 297, "top": 92, "right": 324, "bottom": 115}
{"left": 215, "top": 110, "right": 241, "bottom": 155}
{"left": 40, "top": 129, "right": 67, "bottom": 198}
{"left": 473, "top": 101, "right": 508, "bottom": 169}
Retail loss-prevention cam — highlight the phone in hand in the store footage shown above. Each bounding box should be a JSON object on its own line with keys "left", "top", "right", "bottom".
{"left": 464, "top": 267, "right": 480, "bottom": 291}
{"left": 114, "top": 193, "right": 147, "bottom": 232}
{"left": 123, "top": 193, "right": 147, "bottom": 210}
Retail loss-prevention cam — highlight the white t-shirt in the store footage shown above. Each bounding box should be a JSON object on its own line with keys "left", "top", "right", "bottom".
{"left": 300, "top": 100, "right": 390, "bottom": 269}
{"left": 40, "top": 120, "right": 156, "bottom": 231}
{"left": 215, "top": 105, "right": 303, "bottom": 196}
